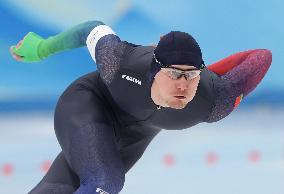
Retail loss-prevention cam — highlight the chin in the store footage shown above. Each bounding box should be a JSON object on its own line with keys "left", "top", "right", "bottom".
{"left": 170, "top": 105, "right": 187, "bottom": 109}
{"left": 167, "top": 99, "right": 189, "bottom": 109}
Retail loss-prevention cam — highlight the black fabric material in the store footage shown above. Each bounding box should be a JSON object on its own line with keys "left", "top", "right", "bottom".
{"left": 107, "top": 45, "right": 216, "bottom": 129}
{"left": 27, "top": 27, "right": 270, "bottom": 194}
{"left": 29, "top": 34, "right": 217, "bottom": 194}
{"left": 154, "top": 31, "right": 204, "bottom": 68}
{"left": 28, "top": 152, "right": 78, "bottom": 194}
{"left": 29, "top": 72, "right": 161, "bottom": 194}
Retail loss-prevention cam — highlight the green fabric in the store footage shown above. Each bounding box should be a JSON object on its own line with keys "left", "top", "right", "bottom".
{"left": 11, "top": 32, "right": 43, "bottom": 62}
{"left": 38, "top": 21, "right": 104, "bottom": 59}
{"left": 11, "top": 21, "right": 104, "bottom": 63}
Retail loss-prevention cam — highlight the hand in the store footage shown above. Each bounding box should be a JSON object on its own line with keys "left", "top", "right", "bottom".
{"left": 10, "top": 40, "right": 23, "bottom": 61}
{"left": 10, "top": 32, "right": 44, "bottom": 62}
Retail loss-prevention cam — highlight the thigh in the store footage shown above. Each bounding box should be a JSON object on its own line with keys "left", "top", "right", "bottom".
{"left": 54, "top": 78, "right": 125, "bottom": 193}
{"left": 28, "top": 152, "right": 79, "bottom": 194}
{"left": 118, "top": 125, "right": 161, "bottom": 173}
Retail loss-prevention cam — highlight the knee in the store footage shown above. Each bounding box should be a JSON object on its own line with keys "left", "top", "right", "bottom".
{"left": 75, "top": 174, "right": 125, "bottom": 194}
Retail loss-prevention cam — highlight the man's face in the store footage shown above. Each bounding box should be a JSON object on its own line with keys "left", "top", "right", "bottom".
{"left": 153, "top": 65, "right": 201, "bottom": 109}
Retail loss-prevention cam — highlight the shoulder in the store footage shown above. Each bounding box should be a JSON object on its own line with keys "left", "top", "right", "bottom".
{"left": 121, "top": 45, "right": 155, "bottom": 67}
{"left": 204, "top": 69, "right": 241, "bottom": 123}
{"left": 198, "top": 67, "right": 218, "bottom": 103}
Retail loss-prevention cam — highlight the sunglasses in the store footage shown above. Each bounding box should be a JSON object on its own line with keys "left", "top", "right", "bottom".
{"left": 161, "top": 67, "right": 201, "bottom": 80}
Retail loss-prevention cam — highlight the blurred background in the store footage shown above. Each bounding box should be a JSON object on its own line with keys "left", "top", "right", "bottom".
{"left": 0, "top": 0, "right": 283, "bottom": 194}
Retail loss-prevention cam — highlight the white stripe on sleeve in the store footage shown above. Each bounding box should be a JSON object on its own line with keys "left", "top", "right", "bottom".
{"left": 86, "top": 25, "right": 116, "bottom": 63}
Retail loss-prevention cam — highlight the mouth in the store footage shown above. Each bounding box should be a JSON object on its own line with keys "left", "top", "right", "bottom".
{"left": 174, "top": 95, "right": 186, "bottom": 99}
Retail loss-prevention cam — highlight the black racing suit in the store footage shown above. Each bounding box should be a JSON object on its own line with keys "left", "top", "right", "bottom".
{"left": 28, "top": 21, "right": 272, "bottom": 194}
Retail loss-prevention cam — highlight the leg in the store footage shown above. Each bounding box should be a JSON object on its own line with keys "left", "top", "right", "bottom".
{"left": 54, "top": 79, "right": 125, "bottom": 194}
{"left": 118, "top": 124, "right": 161, "bottom": 173}
{"left": 67, "top": 123, "right": 125, "bottom": 194}
{"left": 29, "top": 152, "right": 79, "bottom": 194}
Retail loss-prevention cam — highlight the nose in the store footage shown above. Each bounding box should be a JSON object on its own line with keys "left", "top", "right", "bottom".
{"left": 176, "top": 76, "right": 189, "bottom": 91}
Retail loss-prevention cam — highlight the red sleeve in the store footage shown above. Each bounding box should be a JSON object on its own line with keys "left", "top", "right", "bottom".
{"left": 205, "top": 49, "right": 272, "bottom": 123}
{"left": 207, "top": 50, "right": 257, "bottom": 75}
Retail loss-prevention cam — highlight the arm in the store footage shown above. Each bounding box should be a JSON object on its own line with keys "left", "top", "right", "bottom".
{"left": 10, "top": 20, "right": 129, "bottom": 86}
{"left": 207, "top": 50, "right": 256, "bottom": 76}
{"left": 85, "top": 25, "right": 133, "bottom": 85}
{"left": 205, "top": 49, "right": 272, "bottom": 122}
{"left": 10, "top": 20, "right": 104, "bottom": 62}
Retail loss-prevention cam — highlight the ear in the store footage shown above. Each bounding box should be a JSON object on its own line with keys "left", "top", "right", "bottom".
{"left": 154, "top": 70, "right": 162, "bottom": 79}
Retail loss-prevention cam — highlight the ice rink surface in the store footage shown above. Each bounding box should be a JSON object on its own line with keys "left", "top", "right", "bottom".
{"left": 0, "top": 107, "right": 283, "bottom": 194}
